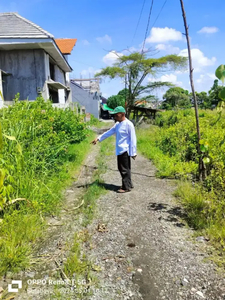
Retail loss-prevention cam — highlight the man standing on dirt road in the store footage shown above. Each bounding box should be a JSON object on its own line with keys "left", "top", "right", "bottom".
{"left": 91, "top": 106, "right": 137, "bottom": 193}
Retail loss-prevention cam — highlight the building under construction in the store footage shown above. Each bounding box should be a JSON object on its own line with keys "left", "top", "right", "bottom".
{"left": 71, "top": 78, "right": 101, "bottom": 94}
{"left": 70, "top": 77, "right": 102, "bottom": 119}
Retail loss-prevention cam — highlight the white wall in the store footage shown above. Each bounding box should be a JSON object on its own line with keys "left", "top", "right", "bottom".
{"left": 58, "top": 89, "right": 65, "bottom": 104}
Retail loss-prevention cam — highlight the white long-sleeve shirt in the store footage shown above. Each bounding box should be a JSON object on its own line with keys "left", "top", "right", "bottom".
{"left": 98, "top": 118, "right": 137, "bottom": 156}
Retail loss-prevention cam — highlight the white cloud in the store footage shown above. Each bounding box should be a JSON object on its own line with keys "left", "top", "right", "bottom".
{"left": 198, "top": 27, "right": 219, "bottom": 34}
{"left": 179, "top": 48, "right": 216, "bottom": 72}
{"left": 80, "top": 67, "right": 99, "bottom": 77}
{"left": 81, "top": 40, "right": 90, "bottom": 46}
{"left": 196, "top": 73, "right": 216, "bottom": 84}
{"left": 123, "top": 47, "right": 138, "bottom": 54}
{"left": 195, "top": 73, "right": 216, "bottom": 92}
{"left": 96, "top": 34, "right": 112, "bottom": 44}
{"left": 160, "top": 74, "right": 182, "bottom": 86}
{"left": 102, "top": 50, "right": 123, "bottom": 66}
{"left": 156, "top": 43, "right": 180, "bottom": 54}
{"left": 148, "top": 73, "right": 182, "bottom": 87}
{"left": 156, "top": 44, "right": 166, "bottom": 50}
{"left": 146, "top": 27, "right": 183, "bottom": 44}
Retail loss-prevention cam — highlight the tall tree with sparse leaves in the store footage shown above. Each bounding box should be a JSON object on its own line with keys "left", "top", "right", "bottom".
{"left": 95, "top": 51, "right": 187, "bottom": 118}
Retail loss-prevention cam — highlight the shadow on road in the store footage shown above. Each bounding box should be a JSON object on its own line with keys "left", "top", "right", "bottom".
{"left": 75, "top": 180, "right": 120, "bottom": 192}
{"left": 82, "top": 165, "right": 155, "bottom": 178}
{"left": 147, "top": 202, "right": 187, "bottom": 228}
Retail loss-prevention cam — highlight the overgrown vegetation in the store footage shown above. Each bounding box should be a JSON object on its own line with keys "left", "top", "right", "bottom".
{"left": 0, "top": 96, "right": 94, "bottom": 276}
{"left": 161, "top": 79, "right": 225, "bottom": 110}
{"left": 80, "top": 136, "right": 114, "bottom": 227}
{"left": 53, "top": 137, "right": 114, "bottom": 299}
{"left": 137, "top": 109, "right": 225, "bottom": 262}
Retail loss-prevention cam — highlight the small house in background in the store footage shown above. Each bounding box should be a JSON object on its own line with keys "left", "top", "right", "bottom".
{"left": 70, "top": 80, "right": 101, "bottom": 119}
{"left": 70, "top": 78, "right": 103, "bottom": 119}
{"left": 0, "top": 12, "right": 76, "bottom": 107}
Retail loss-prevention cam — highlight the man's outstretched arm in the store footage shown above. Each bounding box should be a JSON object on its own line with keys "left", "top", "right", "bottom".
{"left": 91, "top": 124, "right": 117, "bottom": 145}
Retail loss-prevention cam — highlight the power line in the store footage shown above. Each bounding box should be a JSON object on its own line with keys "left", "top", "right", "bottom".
{"left": 142, "top": 0, "right": 154, "bottom": 53}
{"left": 131, "top": 0, "right": 146, "bottom": 45}
{"left": 151, "top": 0, "right": 168, "bottom": 28}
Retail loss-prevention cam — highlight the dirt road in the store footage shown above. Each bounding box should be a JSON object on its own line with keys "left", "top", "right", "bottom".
{"left": 8, "top": 124, "right": 225, "bottom": 300}
{"left": 84, "top": 129, "right": 225, "bottom": 300}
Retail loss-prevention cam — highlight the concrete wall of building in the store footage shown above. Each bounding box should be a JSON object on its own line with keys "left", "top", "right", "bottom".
{"left": 0, "top": 71, "right": 3, "bottom": 97}
{"left": 54, "top": 65, "right": 66, "bottom": 85}
{"left": 70, "top": 81, "right": 100, "bottom": 119}
{"left": 0, "top": 49, "right": 46, "bottom": 101}
{"left": 0, "top": 71, "right": 3, "bottom": 108}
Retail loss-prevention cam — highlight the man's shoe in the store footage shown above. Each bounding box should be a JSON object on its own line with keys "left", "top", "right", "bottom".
{"left": 120, "top": 186, "right": 134, "bottom": 189}
{"left": 117, "top": 188, "right": 131, "bottom": 193}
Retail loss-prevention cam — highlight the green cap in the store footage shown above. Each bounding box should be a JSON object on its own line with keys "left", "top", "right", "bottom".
{"left": 109, "top": 106, "right": 126, "bottom": 114}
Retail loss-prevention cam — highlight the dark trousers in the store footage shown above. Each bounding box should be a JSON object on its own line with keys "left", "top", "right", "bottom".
{"left": 117, "top": 151, "right": 133, "bottom": 190}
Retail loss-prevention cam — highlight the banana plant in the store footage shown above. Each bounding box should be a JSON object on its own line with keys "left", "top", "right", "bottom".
{"left": 215, "top": 65, "right": 225, "bottom": 106}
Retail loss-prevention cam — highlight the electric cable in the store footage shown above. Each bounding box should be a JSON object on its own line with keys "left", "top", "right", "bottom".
{"left": 142, "top": 0, "right": 154, "bottom": 53}
{"left": 151, "top": 0, "right": 168, "bottom": 28}
{"left": 131, "top": 0, "right": 146, "bottom": 45}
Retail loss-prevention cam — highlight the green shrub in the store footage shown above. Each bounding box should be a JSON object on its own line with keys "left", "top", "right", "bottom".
{"left": 0, "top": 96, "right": 87, "bottom": 208}
{"left": 0, "top": 96, "right": 92, "bottom": 275}
{"left": 137, "top": 109, "right": 225, "bottom": 256}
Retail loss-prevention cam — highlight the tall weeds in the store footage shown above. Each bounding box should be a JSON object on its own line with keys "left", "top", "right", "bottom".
{"left": 137, "top": 109, "right": 225, "bottom": 262}
{"left": 0, "top": 96, "right": 92, "bottom": 275}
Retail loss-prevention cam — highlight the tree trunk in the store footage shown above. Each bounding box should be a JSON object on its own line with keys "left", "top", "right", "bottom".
{"left": 126, "top": 107, "right": 131, "bottom": 119}
{"left": 179, "top": 0, "right": 206, "bottom": 181}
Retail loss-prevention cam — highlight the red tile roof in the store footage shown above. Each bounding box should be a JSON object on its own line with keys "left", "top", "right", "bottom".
{"left": 135, "top": 100, "right": 147, "bottom": 106}
{"left": 55, "top": 38, "right": 77, "bottom": 54}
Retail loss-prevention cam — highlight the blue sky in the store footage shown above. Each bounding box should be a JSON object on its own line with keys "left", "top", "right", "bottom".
{"left": 1, "top": 0, "right": 224, "bottom": 99}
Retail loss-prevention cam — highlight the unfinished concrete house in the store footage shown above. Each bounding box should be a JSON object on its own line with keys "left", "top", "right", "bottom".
{"left": 70, "top": 78, "right": 102, "bottom": 119}
{"left": 0, "top": 12, "right": 77, "bottom": 106}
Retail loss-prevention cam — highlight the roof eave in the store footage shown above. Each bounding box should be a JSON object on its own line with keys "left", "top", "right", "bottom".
{"left": 0, "top": 38, "right": 72, "bottom": 72}
{"left": 52, "top": 39, "right": 72, "bottom": 72}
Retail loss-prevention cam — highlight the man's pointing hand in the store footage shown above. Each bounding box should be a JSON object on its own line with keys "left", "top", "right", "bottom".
{"left": 91, "top": 138, "right": 99, "bottom": 145}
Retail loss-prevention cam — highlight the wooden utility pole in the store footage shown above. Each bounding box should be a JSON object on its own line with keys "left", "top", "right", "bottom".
{"left": 179, "top": 0, "right": 205, "bottom": 180}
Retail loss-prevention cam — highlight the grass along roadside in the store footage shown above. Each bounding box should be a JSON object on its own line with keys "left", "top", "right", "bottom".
{"left": 81, "top": 136, "right": 114, "bottom": 227}
{"left": 0, "top": 131, "right": 96, "bottom": 277}
{"left": 136, "top": 125, "right": 225, "bottom": 267}
{"left": 52, "top": 136, "right": 115, "bottom": 298}
{"left": 137, "top": 126, "right": 197, "bottom": 178}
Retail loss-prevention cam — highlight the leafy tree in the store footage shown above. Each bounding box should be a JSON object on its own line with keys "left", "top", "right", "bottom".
{"left": 161, "top": 87, "right": 191, "bottom": 109}
{"left": 107, "top": 94, "right": 125, "bottom": 109}
{"left": 189, "top": 91, "right": 210, "bottom": 109}
{"left": 95, "top": 51, "right": 187, "bottom": 117}
{"left": 195, "top": 92, "right": 209, "bottom": 109}
{"left": 208, "top": 79, "right": 223, "bottom": 108}
{"left": 117, "top": 88, "right": 129, "bottom": 99}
